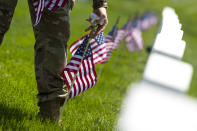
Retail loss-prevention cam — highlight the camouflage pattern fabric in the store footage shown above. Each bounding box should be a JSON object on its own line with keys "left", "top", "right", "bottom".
{"left": 0, "top": 0, "right": 75, "bottom": 104}
{"left": 0, "top": 0, "right": 107, "bottom": 105}
{"left": 29, "top": 0, "right": 74, "bottom": 104}
{"left": 0, "top": 0, "right": 18, "bottom": 45}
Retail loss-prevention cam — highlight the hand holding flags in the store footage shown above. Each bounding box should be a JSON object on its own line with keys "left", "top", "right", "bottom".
{"left": 60, "top": 29, "right": 99, "bottom": 121}
{"left": 59, "top": 11, "right": 158, "bottom": 122}
{"left": 64, "top": 12, "right": 157, "bottom": 99}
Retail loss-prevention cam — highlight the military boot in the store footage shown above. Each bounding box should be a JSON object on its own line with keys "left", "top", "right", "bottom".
{"left": 38, "top": 99, "right": 60, "bottom": 122}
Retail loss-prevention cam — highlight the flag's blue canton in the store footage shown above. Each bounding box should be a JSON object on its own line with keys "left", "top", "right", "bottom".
{"left": 132, "top": 19, "right": 138, "bottom": 27}
{"left": 141, "top": 12, "right": 156, "bottom": 20}
{"left": 75, "top": 36, "right": 92, "bottom": 60}
{"left": 136, "top": 20, "right": 141, "bottom": 29}
{"left": 108, "top": 25, "right": 118, "bottom": 41}
{"left": 121, "top": 22, "right": 129, "bottom": 30}
{"left": 141, "top": 13, "right": 148, "bottom": 20}
{"left": 95, "top": 32, "right": 105, "bottom": 45}
{"left": 130, "top": 18, "right": 141, "bottom": 30}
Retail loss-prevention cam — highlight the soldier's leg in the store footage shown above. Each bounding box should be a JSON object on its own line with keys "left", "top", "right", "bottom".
{"left": 0, "top": 0, "right": 18, "bottom": 45}
{"left": 28, "top": 0, "right": 74, "bottom": 121}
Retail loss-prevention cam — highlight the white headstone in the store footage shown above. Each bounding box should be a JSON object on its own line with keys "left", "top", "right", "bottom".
{"left": 117, "top": 6, "right": 194, "bottom": 131}
{"left": 118, "top": 82, "right": 197, "bottom": 131}
{"left": 153, "top": 7, "right": 185, "bottom": 59}
{"left": 143, "top": 52, "right": 193, "bottom": 92}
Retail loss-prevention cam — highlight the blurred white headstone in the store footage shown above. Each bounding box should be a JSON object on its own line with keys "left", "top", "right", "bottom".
{"left": 143, "top": 52, "right": 193, "bottom": 92}
{"left": 117, "top": 6, "right": 195, "bottom": 131}
{"left": 118, "top": 82, "right": 197, "bottom": 131}
{"left": 153, "top": 7, "right": 185, "bottom": 59}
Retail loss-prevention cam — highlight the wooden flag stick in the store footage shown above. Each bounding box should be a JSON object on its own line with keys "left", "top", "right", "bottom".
{"left": 97, "top": 64, "right": 105, "bottom": 81}
{"left": 80, "top": 17, "right": 121, "bottom": 100}
{"left": 127, "top": 15, "right": 132, "bottom": 21}
{"left": 59, "top": 29, "right": 96, "bottom": 122}
{"left": 111, "top": 45, "right": 122, "bottom": 71}
{"left": 96, "top": 16, "right": 120, "bottom": 81}
{"left": 115, "top": 16, "right": 121, "bottom": 25}
{"left": 96, "top": 17, "right": 120, "bottom": 82}
{"left": 111, "top": 15, "right": 132, "bottom": 70}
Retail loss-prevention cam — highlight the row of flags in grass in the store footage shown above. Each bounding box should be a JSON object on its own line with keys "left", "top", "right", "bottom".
{"left": 125, "top": 15, "right": 144, "bottom": 53}
{"left": 62, "top": 12, "right": 158, "bottom": 99}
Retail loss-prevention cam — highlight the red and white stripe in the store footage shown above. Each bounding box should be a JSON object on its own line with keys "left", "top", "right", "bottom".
{"left": 125, "top": 28, "right": 143, "bottom": 53}
{"left": 33, "top": 0, "right": 68, "bottom": 26}
{"left": 113, "top": 29, "right": 127, "bottom": 49}
{"left": 140, "top": 12, "right": 157, "bottom": 31}
{"left": 46, "top": 0, "right": 68, "bottom": 11}
{"left": 104, "top": 35, "right": 114, "bottom": 61}
{"left": 63, "top": 55, "right": 97, "bottom": 98}
{"left": 70, "top": 35, "right": 89, "bottom": 55}
{"left": 34, "top": 0, "right": 45, "bottom": 26}
{"left": 91, "top": 39, "right": 107, "bottom": 65}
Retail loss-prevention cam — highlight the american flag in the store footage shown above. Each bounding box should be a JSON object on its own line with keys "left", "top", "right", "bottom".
{"left": 125, "top": 17, "right": 143, "bottom": 53}
{"left": 70, "top": 32, "right": 107, "bottom": 65}
{"left": 104, "top": 23, "right": 118, "bottom": 62}
{"left": 140, "top": 12, "right": 157, "bottom": 31}
{"left": 62, "top": 36, "right": 97, "bottom": 98}
{"left": 113, "top": 21, "right": 130, "bottom": 49}
{"left": 33, "top": 0, "right": 68, "bottom": 26}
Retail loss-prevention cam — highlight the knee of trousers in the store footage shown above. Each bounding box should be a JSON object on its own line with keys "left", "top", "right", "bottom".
{"left": 30, "top": 0, "right": 73, "bottom": 102}
{"left": 35, "top": 36, "right": 69, "bottom": 103}
{"left": 34, "top": 34, "right": 68, "bottom": 94}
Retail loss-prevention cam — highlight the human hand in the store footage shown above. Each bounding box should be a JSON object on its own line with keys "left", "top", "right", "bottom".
{"left": 85, "top": 7, "right": 108, "bottom": 38}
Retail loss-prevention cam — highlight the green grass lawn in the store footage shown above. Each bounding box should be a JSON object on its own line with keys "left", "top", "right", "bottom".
{"left": 0, "top": 0, "right": 197, "bottom": 130}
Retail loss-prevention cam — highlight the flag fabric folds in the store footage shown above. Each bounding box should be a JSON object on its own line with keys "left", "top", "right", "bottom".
{"left": 62, "top": 12, "right": 157, "bottom": 98}
{"left": 62, "top": 36, "right": 97, "bottom": 98}
{"left": 70, "top": 32, "right": 107, "bottom": 65}
{"left": 125, "top": 18, "right": 144, "bottom": 53}
{"left": 140, "top": 12, "right": 157, "bottom": 31}
{"left": 113, "top": 21, "right": 129, "bottom": 49}
{"left": 104, "top": 24, "right": 118, "bottom": 62}
{"left": 33, "top": 0, "right": 68, "bottom": 26}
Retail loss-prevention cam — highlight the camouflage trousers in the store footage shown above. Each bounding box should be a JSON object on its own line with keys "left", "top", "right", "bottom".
{"left": 0, "top": 0, "right": 74, "bottom": 104}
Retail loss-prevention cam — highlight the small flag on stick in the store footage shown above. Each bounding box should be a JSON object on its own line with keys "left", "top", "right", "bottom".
{"left": 70, "top": 32, "right": 107, "bottom": 65}
{"left": 125, "top": 15, "right": 144, "bottom": 53}
{"left": 140, "top": 12, "right": 157, "bottom": 31}
{"left": 60, "top": 29, "right": 97, "bottom": 122}
{"left": 62, "top": 36, "right": 97, "bottom": 98}
{"left": 113, "top": 19, "right": 130, "bottom": 49}
{"left": 103, "top": 17, "right": 120, "bottom": 62}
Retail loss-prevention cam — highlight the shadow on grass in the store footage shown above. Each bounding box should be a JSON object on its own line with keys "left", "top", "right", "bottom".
{"left": 0, "top": 103, "right": 32, "bottom": 130}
